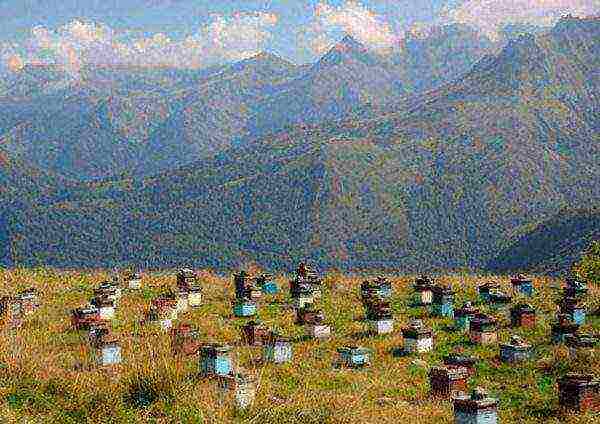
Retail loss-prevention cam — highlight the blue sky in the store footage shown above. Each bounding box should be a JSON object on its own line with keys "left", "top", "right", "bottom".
{"left": 0, "top": 0, "right": 596, "bottom": 71}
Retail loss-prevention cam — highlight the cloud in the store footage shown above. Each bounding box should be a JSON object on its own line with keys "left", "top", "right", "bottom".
{"left": 442, "top": 0, "right": 598, "bottom": 39}
{"left": 302, "top": 1, "right": 398, "bottom": 54}
{"left": 2, "top": 12, "right": 279, "bottom": 76}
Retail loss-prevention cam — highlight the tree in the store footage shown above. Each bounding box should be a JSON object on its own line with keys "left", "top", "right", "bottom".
{"left": 573, "top": 241, "right": 600, "bottom": 285}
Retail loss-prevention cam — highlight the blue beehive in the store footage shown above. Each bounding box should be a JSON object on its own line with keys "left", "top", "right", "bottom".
{"left": 200, "top": 344, "right": 232, "bottom": 377}
{"left": 263, "top": 334, "right": 293, "bottom": 364}
{"left": 454, "top": 388, "right": 498, "bottom": 424}
{"left": 337, "top": 346, "right": 371, "bottom": 368}
{"left": 432, "top": 285, "right": 455, "bottom": 318}
{"left": 261, "top": 281, "right": 279, "bottom": 295}
{"left": 477, "top": 282, "right": 500, "bottom": 302}
{"left": 233, "top": 300, "right": 257, "bottom": 317}
{"left": 560, "top": 297, "right": 586, "bottom": 326}
{"left": 500, "top": 335, "right": 532, "bottom": 363}
{"left": 511, "top": 276, "right": 534, "bottom": 297}
{"left": 454, "top": 302, "right": 480, "bottom": 332}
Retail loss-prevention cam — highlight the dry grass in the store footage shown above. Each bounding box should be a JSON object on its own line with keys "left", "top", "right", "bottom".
{"left": 0, "top": 269, "right": 598, "bottom": 423}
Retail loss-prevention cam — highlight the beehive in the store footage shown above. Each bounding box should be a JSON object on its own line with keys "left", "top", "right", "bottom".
{"left": 559, "top": 296, "right": 586, "bottom": 325}
{"left": 402, "top": 319, "right": 433, "bottom": 353}
{"left": 565, "top": 334, "right": 598, "bottom": 359}
{"left": 307, "top": 323, "right": 331, "bottom": 339}
{"left": 176, "top": 289, "right": 189, "bottom": 314}
{"left": 241, "top": 320, "right": 269, "bottom": 346}
{"left": 91, "top": 296, "right": 116, "bottom": 321}
{"left": 499, "top": 335, "right": 532, "bottom": 363}
{"left": 510, "top": 303, "right": 536, "bottom": 328}
{"left": 443, "top": 354, "right": 478, "bottom": 377}
{"left": 177, "top": 268, "right": 198, "bottom": 292}
{"left": 510, "top": 275, "right": 533, "bottom": 297}
{"left": 453, "top": 387, "right": 498, "bottom": 424}
{"left": 96, "top": 337, "right": 122, "bottom": 366}
{"left": 263, "top": 333, "right": 293, "bottom": 364}
{"left": 558, "top": 373, "right": 600, "bottom": 413}
{"left": 71, "top": 306, "right": 101, "bottom": 330}
{"left": 257, "top": 274, "right": 279, "bottom": 295}
{"left": 430, "top": 366, "right": 469, "bottom": 398}
{"left": 469, "top": 314, "right": 497, "bottom": 345}
{"left": 551, "top": 314, "right": 579, "bottom": 344}
{"left": 218, "top": 373, "right": 257, "bottom": 410}
{"left": 432, "top": 285, "right": 455, "bottom": 318}
{"left": 292, "top": 288, "right": 314, "bottom": 310}
{"left": 455, "top": 302, "right": 479, "bottom": 332}
{"left": 477, "top": 282, "right": 500, "bottom": 302}
{"left": 188, "top": 286, "right": 202, "bottom": 308}
{"left": 200, "top": 344, "right": 232, "bottom": 377}
{"left": 368, "top": 318, "right": 394, "bottom": 335}
{"left": 296, "top": 307, "right": 325, "bottom": 326}
{"left": 170, "top": 323, "right": 201, "bottom": 356}
{"left": 16, "top": 289, "right": 40, "bottom": 316}
{"left": 337, "top": 346, "right": 371, "bottom": 368}
{"left": 233, "top": 299, "right": 257, "bottom": 317}
{"left": 413, "top": 277, "right": 435, "bottom": 305}
{"left": 126, "top": 271, "right": 142, "bottom": 290}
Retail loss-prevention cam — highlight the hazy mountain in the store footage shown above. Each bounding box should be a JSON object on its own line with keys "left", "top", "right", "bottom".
{"left": 4, "top": 16, "right": 598, "bottom": 271}
{"left": 0, "top": 24, "right": 503, "bottom": 183}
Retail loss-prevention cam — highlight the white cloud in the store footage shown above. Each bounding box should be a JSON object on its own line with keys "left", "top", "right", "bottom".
{"left": 302, "top": 1, "right": 398, "bottom": 54}
{"left": 2, "top": 12, "right": 279, "bottom": 75}
{"left": 442, "top": 0, "right": 598, "bottom": 39}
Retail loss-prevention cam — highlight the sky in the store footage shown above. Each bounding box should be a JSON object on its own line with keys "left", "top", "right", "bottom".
{"left": 0, "top": 0, "right": 597, "bottom": 75}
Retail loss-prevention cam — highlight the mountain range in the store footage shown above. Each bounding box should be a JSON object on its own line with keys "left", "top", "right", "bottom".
{"left": 1, "top": 16, "right": 598, "bottom": 272}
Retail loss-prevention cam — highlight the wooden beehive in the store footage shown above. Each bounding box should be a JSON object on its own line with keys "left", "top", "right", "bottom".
{"left": 499, "top": 335, "right": 532, "bottom": 363}
{"left": 477, "top": 282, "right": 500, "bottom": 302}
{"left": 432, "top": 285, "right": 455, "bottom": 318}
{"left": 200, "top": 344, "right": 232, "bottom": 377}
{"left": 443, "top": 354, "right": 478, "bottom": 377}
{"left": 559, "top": 296, "right": 586, "bottom": 325}
{"left": 176, "top": 289, "right": 189, "bottom": 314}
{"left": 295, "top": 307, "right": 325, "bottom": 326}
{"left": 402, "top": 319, "right": 433, "bottom": 353}
{"left": 558, "top": 373, "right": 600, "bottom": 413}
{"left": 509, "top": 303, "right": 536, "bottom": 328}
{"left": 218, "top": 372, "right": 257, "bottom": 410}
{"left": 241, "top": 320, "right": 269, "bottom": 346}
{"left": 455, "top": 302, "right": 480, "bottom": 332}
{"left": 71, "top": 306, "right": 101, "bottom": 330}
{"left": 170, "top": 323, "right": 201, "bottom": 356}
{"left": 551, "top": 314, "right": 580, "bottom": 344}
{"left": 126, "top": 271, "right": 142, "bottom": 290}
{"left": 337, "top": 346, "right": 371, "bottom": 368}
{"left": 469, "top": 314, "right": 497, "bottom": 345}
{"left": 429, "top": 366, "right": 469, "bottom": 398}
{"left": 177, "top": 268, "right": 198, "bottom": 292}
{"left": 510, "top": 275, "right": 533, "bottom": 297}
{"left": 453, "top": 387, "right": 498, "bottom": 424}
{"left": 263, "top": 333, "right": 293, "bottom": 364}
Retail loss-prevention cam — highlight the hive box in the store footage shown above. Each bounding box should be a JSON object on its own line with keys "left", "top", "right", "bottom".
{"left": 96, "top": 337, "right": 121, "bottom": 366}
{"left": 499, "top": 336, "right": 532, "bottom": 363}
{"left": 200, "top": 344, "right": 232, "bottom": 377}
{"left": 453, "top": 388, "right": 498, "bottom": 424}
{"left": 71, "top": 307, "right": 101, "bottom": 330}
{"left": 432, "top": 285, "right": 455, "bottom": 318}
{"left": 559, "top": 297, "right": 586, "bottom": 326}
{"left": 176, "top": 290, "right": 190, "bottom": 314}
{"left": 307, "top": 324, "right": 331, "bottom": 339}
{"left": 233, "top": 300, "right": 257, "bottom": 318}
{"left": 368, "top": 318, "right": 394, "bottom": 335}
{"left": 218, "top": 373, "right": 257, "bottom": 410}
{"left": 241, "top": 320, "right": 269, "bottom": 346}
{"left": 477, "top": 282, "right": 500, "bottom": 302}
{"left": 443, "top": 354, "right": 478, "bottom": 377}
{"left": 413, "top": 277, "right": 435, "bottom": 305}
{"left": 430, "top": 366, "right": 469, "bottom": 398}
{"left": 337, "top": 346, "right": 371, "bottom": 368}
{"left": 91, "top": 297, "right": 116, "bottom": 321}
{"left": 402, "top": 319, "right": 434, "bottom": 354}
{"left": 177, "top": 268, "right": 198, "bottom": 291}
{"left": 551, "top": 314, "right": 579, "bottom": 344}
{"left": 263, "top": 334, "right": 293, "bottom": 364}
{"left": 558, "top": 373, "right": 600, "bottom": 413}
{"left": 510, "top": 304, "right": 536, "bottom": 328}
{"left": 469, "top": 315, "right": 497, "bottom": 345}
{"left": 511, "top": 276, "right": 534, "bottom": 297}
{"left": 455, "top": 303, "right": 480, "bottom": 332}
{"left": 16, "top": 289, "right": 40, "bottom": 316}
{"left": 188, "top": 287, "right": 202, "bottom": 308}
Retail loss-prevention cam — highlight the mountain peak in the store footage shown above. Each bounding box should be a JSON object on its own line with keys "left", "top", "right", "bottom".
{"left": 334, "top": 34, "right": 367, "bottom": 53}
{"left": 316, "top": 35, "right": 378, "bottom": 68}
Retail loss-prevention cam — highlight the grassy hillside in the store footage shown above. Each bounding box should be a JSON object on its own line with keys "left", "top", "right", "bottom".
{"left": 0, "top": 270, "right": 598, "bottom": 423}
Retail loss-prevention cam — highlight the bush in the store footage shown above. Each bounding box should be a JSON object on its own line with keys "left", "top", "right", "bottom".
{"left": 573, "top": 241, "right": 600, "bottom": 285}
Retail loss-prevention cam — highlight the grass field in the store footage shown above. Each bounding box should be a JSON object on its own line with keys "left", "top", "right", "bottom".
{"left": 0, "top": 269, "right": 598, "bottom": 423}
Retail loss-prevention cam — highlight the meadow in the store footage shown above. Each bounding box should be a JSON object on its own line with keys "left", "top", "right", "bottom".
{"left": 0, "top": 268, "right": 598, "bottom": 423}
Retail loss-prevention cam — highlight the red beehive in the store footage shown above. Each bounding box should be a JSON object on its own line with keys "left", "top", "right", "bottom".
{"left": 71, "top": 307, "right": 101, "bottom": 330}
